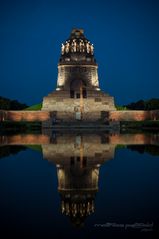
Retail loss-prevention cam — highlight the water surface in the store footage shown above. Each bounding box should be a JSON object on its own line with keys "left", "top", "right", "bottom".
{"left": 0, "top": 132, "right": 159, "bottom": 238}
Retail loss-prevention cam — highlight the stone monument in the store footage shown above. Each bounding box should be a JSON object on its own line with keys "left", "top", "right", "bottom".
{"left": 42, "top": 29, "right": 116, "bottom": 126}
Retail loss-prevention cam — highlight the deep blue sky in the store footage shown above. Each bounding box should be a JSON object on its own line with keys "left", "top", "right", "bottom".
{"left": 0, "top": 0, "right": 159, "bottom": 106}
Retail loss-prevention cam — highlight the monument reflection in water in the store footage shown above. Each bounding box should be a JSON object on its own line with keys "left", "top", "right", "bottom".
{"left": 41, "top": 131, "right": 157, "bottom": 227}
{"left": 42, "top": 132, "right": 114, "bottom": 226}
{"left": 0, "top": 131, "right": 159, "bottom": 230}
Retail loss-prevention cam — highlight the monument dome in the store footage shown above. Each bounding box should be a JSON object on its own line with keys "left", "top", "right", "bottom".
{"left": 57, "top": 28, "right": 99, "bottom": 91}
{"left": 59, "top": 29, "right": 96, "bottom": 64}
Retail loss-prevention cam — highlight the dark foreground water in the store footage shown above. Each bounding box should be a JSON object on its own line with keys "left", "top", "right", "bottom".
{"left": 0, "top": 132, "right": 159, "bottom": 238}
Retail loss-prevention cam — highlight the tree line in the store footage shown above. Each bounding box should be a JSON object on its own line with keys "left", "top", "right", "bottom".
{"left": 116, "top": 98, "right": 159, "bottom": 110}
{"left": 0, "top": 96, "right": 28, "bottom": 110}
{"left": 124, "top": 98, "right": 159, "bottom": 110}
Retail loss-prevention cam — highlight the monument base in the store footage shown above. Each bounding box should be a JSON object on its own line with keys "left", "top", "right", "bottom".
{"left": 42, "top": 89, "right": 116, "bottom": 127}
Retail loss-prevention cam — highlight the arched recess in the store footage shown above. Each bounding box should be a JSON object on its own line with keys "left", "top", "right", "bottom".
{"left": 70, "top": 79, "right": 87, "bottom": 98}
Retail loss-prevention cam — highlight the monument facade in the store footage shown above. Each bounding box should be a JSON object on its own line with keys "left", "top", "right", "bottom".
{"left": 42, "top": 29, "right": 116, "bottom": 126}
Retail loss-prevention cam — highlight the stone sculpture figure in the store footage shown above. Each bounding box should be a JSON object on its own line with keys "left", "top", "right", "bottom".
{"left": 72, "top": 39, "right": 77, "bottom": 52}
{"left": 86, "top": 42, "right": 90, "bottom": 53}
{"left": 61, "top": 44, "right": 65, "bottom": 55}
{"left": 90, "top": 44, "right": 94, "bottom": 55}
{"left": 65, "top": 41, "right": 70, "bottom": 53}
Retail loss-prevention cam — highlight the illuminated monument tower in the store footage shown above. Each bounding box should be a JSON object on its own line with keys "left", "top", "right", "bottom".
{"left": 42, "top": 29, "right": 116, "bottom": 126}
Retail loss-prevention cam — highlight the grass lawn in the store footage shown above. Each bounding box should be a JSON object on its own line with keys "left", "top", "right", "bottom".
{"left": 24, "top": 103, "right": 42, "bottom": 110}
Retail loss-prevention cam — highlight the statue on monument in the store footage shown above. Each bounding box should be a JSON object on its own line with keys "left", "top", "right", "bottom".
{"left": 79, "top": 39, "right": 85, "bottom": 52}
{"left": 72, "top": 39, "right": 77, "bottom": 52}
{"left": 86, "top": 42, "right": 90, "bottom": 53}
{"left": 90, "top": 44, "right": 94, "bottom": 55}
{"left": 61, "top": 43, "right": 65, "bottom": 55}
{"left": 65, "top": 41, "right": 70, "bottom": 53}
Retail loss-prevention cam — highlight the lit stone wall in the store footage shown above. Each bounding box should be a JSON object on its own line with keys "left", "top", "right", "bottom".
{"left": 42, "top": 97, "right": 115, "bottom": 113}
{"left": 1, "top": 110, "right": 159, "bottom": 123}
{"left": 109, "top": 110, "right": 159, "bottom": 121}
{"left": 0, "top": 111, "right": 50, "bottom": 122}
{"left": 57, "top": 65, "right": 99, "bottom": 89}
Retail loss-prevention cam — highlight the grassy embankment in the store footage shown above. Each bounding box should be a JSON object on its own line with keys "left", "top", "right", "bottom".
{"left": 24, "top": 103, "right": 42, "bottom": 110}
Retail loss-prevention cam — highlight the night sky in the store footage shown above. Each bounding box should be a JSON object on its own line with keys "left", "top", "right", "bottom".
{"left": 0, "top": 0, "right": 159, "bottom": 106}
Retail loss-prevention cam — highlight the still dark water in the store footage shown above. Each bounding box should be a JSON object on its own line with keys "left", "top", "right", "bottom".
{"left": 0, "top": 132, "right": 159, "bottom": 238}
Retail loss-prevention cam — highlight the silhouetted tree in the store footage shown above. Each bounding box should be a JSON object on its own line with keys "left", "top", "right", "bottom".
{"left": 0, "top": 96, "right": 28, "bottom": 110}
{"left": 124, "top": 98, "right": 159, "bottom": 110}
